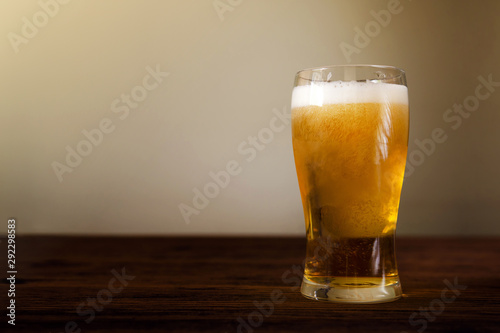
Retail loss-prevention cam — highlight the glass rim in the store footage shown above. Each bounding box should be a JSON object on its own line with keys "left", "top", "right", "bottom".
{"left": 295, "top": 64, "right": 406, "bottom": 82}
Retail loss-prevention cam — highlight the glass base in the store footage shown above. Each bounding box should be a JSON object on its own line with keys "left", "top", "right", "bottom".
{"left": 301, "top": 276, "right": 402, "bottom": 304}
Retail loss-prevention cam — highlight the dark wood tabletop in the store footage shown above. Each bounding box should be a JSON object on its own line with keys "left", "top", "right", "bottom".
{"left": 1, "top": 236, "right": 499, "bottom": 333}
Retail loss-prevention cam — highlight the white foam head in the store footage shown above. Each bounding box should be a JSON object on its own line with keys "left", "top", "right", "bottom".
{"left": 291, "top": 81, "right": 408, "bottom": 108}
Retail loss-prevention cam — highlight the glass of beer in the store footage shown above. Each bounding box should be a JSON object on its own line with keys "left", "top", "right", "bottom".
{"left": 291, "top": 65, "right": 409, "bottom": 303}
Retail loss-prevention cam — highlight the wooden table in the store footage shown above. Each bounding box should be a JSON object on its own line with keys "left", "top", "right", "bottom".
{"left": 1, "top": 236, "right": 499, "bottom": 332}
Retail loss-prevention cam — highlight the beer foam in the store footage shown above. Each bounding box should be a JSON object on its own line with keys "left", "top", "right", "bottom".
{"left": 291, "top": 81, "right": 408, "bottom": 108}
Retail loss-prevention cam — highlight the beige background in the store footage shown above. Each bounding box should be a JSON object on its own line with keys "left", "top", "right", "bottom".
{"left": 1, "top": 0, "right": 499, "bottom": 235}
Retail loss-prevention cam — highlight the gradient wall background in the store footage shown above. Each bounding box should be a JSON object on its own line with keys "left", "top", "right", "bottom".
{"left": 1, "top": 0, "right": 499, "bottom": 236}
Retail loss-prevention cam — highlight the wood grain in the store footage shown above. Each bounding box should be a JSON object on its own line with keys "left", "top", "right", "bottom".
{"left": 1, "top": 236, "right": 499, "bottom": 332}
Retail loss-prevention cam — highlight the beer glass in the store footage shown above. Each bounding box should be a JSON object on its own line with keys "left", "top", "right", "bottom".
{"left": 291, "top": 65, "right": 409, "bottom": 303}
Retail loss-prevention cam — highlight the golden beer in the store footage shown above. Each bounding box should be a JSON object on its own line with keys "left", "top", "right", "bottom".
{"left": 292, "top": 71, "right": 409, "bottom": 303}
